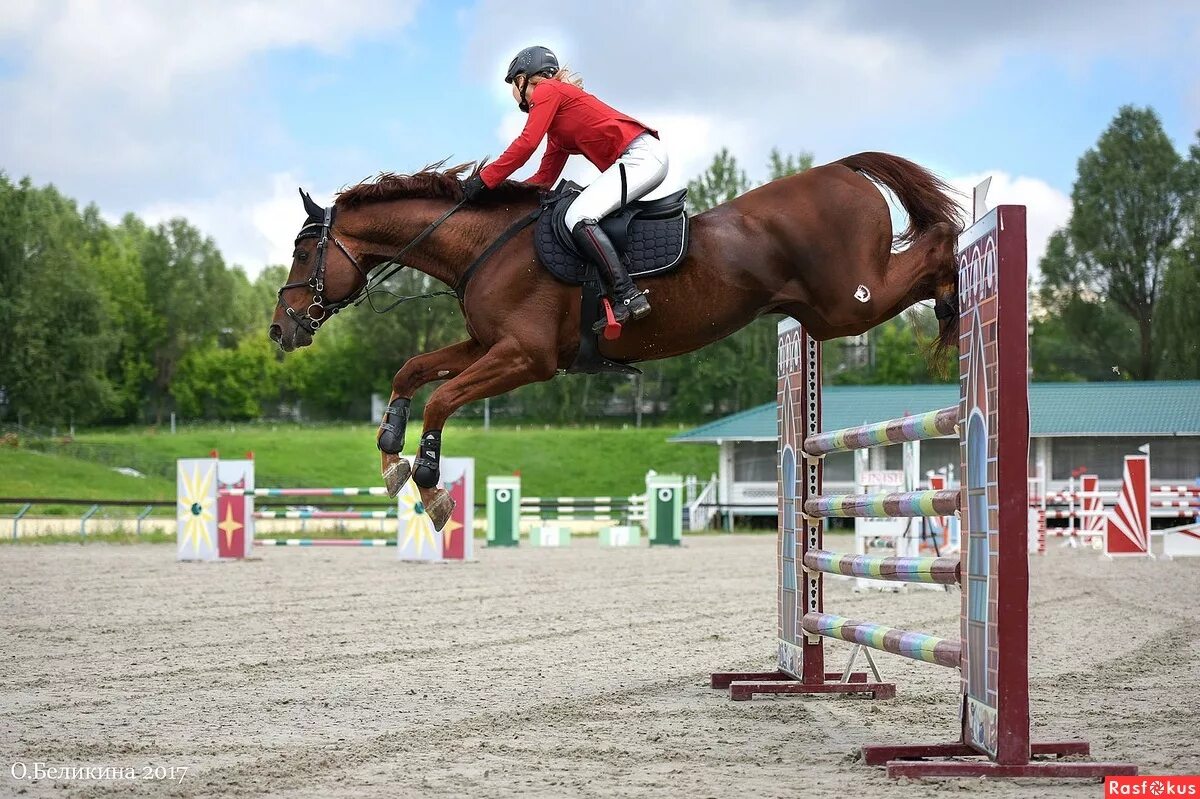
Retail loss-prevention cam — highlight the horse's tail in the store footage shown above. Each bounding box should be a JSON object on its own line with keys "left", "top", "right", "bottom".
{"left": 836, "top": 152, "right": 963, "bottom": 365}
{"left": 836, "top": 152, "right": 963, "bottom": 245}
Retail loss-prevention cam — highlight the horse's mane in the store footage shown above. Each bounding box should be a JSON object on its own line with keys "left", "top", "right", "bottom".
{"left": 336, "top": 160, "right": 541, "bottom": 209}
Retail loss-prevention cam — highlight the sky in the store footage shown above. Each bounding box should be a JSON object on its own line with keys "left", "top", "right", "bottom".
{"left": 1, "top": 0, "right": 1198, "bottom": 276}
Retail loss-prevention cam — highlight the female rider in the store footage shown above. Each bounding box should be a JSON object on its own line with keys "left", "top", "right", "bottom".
{"left": 462, "top": 46, "right": 668, "bottom": 328}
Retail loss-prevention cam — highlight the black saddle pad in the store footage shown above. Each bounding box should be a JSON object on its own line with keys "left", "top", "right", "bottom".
{"left": 534, "top": 181, "right": 689, "bottom": 285}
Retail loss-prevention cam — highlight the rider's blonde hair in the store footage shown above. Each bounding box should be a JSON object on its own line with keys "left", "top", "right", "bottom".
{"left": 531, "top": 68, "right": 583, "bottom": 88}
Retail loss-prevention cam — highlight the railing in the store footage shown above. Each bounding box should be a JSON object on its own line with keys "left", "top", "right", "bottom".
{"left": 0, "top": 497, "right": 173, "bottom": 538}
{"left": 685, "top": 473, "right": 720, "bottom": 530}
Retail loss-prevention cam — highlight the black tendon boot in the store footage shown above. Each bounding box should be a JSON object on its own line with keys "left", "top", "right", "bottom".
{"left": 377, "top": 397, "right": 411, "bottom": 454}
{"left": 412, "top": 430, "right": 442, "bottom": 489}
{"left": 571, "top": 220, "right": 650, "bottom": 332}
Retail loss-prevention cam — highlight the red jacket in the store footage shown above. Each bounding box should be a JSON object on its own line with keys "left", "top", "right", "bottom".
{"left": 479, "top": 80, "right": 655, "bottom": 188}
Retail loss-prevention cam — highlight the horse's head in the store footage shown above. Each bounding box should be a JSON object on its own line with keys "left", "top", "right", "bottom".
{"left": 930, "top": 231, "right": 961, "bottom": 360}
{"left": 269, "top": 189, "right": 368, "bottom": 352}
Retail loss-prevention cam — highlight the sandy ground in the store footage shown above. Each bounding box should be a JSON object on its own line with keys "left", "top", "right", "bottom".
{"left": 1, "top": 535, "right": 1196, "bottom": 799}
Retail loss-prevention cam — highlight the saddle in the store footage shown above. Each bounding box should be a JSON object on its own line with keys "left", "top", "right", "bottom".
{"left": 534, "top": 180, "right": 690, "bottom": 285}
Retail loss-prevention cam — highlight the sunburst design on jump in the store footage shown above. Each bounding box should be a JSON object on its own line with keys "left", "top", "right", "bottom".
{"left": 396, "top": 481, "right": 438, "bottom": 557}
{"left": 178, "top": 462, "right": 216, "bottom": 556}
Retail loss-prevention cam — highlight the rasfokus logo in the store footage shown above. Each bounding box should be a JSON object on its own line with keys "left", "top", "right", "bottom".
{"left": 1106, "top": 776, "right": 1199, "bottom": 797}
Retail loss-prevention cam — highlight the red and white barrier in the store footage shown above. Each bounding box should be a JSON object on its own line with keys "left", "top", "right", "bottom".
{"left": 1105, "top": 456, "right": 1150, "bottom": 558}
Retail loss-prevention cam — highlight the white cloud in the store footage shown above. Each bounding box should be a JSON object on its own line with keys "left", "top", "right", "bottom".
{"left": 466, "top": 0, "right": 1198, "bottom": 182}
{"left": 949, "top": 172, "right": 1072, "bottom": 280}
{"left": 5, "top": 1, "right": 416, "bottom": 100}
{"left": 466, "top": 2, "right": 960, "bottom": 171}
{"left": 0, "top": 0, "right": 418, "bottom": 270}
{"left": 140, "top": 173, "right": 334, "bottom": 274}
{"left": 628, "top": 112, "right": 751, "bottom": 196}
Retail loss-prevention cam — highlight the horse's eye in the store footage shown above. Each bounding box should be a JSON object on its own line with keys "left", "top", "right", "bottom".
{"left": 295, "top": 250, "right": 308, "bottom": 262}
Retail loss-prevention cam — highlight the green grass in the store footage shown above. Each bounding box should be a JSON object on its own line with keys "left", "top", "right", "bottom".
{"left": 5, "top": 423, "right": 718, "bottom": 505}
{"left": 0, "top": 449, "right": 175, "bottom": 511}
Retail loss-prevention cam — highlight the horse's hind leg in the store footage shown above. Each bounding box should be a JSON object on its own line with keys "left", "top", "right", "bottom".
{"left": 378, "top": 339, "right": 485, "bottom": 497}
{"left": 411, "top": 339, "right": 556, "bottom": 531}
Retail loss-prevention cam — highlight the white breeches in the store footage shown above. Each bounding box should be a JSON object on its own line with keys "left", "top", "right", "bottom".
{"left": 562, "top": 133, "right": 670, "bottom": 230}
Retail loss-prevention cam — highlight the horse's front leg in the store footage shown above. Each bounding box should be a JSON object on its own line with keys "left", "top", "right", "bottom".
{"left": 411, "top": 339, "right": 557, "bottom": 531}
{"left": 377, "top": 339, "right": 485, "bottom": 496}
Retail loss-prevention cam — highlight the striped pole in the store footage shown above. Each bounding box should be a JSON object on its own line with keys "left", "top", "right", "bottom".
{"left": 801, "top": 613, "right": 962, "bottom": 669}
{"left": 1044, "top": 510, "right": 1197, "bottom": 519}
{"left": 802, "top": 406, "right": 958, "bottom": 457}
{"left": 1153, "top": 485, "right": 1200, "bottom": 495}
{"left": 222, "top": 487, "right": 391, "bottom": 497}
{"left": 253, "top": 510, "right": 397, "bottom": 519}
{"left": 802, "top": 550, "right": 960, "bottom": 585}
{"left": 254, "top": 538, "right": 396, "bottom": 547}
{"left": 804, "top": 489, "right": 960, "bottom": 519}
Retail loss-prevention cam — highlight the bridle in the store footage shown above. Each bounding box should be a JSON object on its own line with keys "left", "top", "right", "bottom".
{"left": 276, "top": 204, "right": 367, "bottom": 333}
{"left": 276, "top": 196, "right": 469, "bottom": 334}
{"left": 276, "top": 178, "right": 554, "bottom": 338}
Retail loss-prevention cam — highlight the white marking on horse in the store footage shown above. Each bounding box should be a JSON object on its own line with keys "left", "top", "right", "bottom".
{"left": 854, "top": 284, "right": 871, "bottom": 303}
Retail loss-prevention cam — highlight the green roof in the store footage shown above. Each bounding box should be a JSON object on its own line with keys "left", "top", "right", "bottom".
{"left": 671, "top": 381, "right": 1200, "bottom": 443}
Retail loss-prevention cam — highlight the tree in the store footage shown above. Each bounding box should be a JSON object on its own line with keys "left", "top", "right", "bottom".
{"left": 1157, "top": 224, "right": 1200, "bottom": 378}
{"left": 1040, "top": 106, "right": 1196, "bottom": 379}
{"left": 0, "top": 176, "right": 117, "bottom": 426}
{"left": 686, "top": 148, "right": 750, "bottom": 210}
{"left": 138, "top": 219, "right": 239, "bottom": 421}
{"left": 173, "top": 336, "right": 287, "bottom": 420}
{"left": 828, "top": 315, "right": 954, "bottom": 385}
{"left": 640, "top": 148, "right": 818, "bottom": 418}
{"left": 768, "top": 148, "right": 814, "bottom": 178}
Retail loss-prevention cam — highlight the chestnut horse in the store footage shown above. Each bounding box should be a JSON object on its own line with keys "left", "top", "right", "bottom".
{"left": 270, "top": 152, "right": 962, "bottom": 529}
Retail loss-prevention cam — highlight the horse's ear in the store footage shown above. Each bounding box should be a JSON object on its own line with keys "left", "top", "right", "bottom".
{"left": 299, "top": 188, "right": 325, "bottom": 221}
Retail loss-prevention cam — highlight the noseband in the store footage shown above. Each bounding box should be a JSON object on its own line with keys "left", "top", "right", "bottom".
{"left": 276, "top": 205, "right": 367, "bottom": 333}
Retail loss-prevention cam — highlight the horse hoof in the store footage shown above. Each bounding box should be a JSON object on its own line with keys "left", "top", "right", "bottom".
{"left": 423, "top": 489, "right": 455, "bottom": 532}
{"left": 384, "top": 458, "right": 412, "bottom": 497}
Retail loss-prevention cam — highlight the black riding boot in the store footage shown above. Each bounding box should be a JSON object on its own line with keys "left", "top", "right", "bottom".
{"left": 571, "top": 221, "right": 651, "bottom": 331}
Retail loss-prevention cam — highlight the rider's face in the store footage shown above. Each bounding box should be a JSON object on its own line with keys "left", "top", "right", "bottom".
{"left": 510, "top": 76, "right": 524, "bottom": 106}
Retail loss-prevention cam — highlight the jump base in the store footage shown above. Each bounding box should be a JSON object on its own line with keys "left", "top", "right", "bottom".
{"left": 862, "top": 741, "right": 1136, "bottom": 779}
{"left": 709, "top": 670, "right": 896, "bottom": 700}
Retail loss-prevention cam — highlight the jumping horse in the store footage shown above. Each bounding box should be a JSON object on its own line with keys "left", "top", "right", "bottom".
{"left": 269, "top": 152, "right": 963, "bottom": 530}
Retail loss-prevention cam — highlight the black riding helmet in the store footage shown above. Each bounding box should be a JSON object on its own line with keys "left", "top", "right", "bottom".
{"left": 505, "top": 46, "right": 559, "bottom": 84}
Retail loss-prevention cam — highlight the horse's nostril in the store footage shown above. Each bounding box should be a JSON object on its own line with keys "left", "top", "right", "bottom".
{"left": 268, "top": 324, "right": 282, "bottom": 342}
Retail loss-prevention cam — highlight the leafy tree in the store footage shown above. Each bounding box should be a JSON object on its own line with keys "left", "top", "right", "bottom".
{"left": 686, "top": 148, "right": 750, "bottom": 210}
{"left": 768, "top": 148, "right": 814, "bottom": 178}
{"left": 1157, "top": 223, "right": 1200, "bottom": 378}
{"left": 138, "top": 219, "right": 238, "bottom": 421}
{"left": 85, "top": 211, "right": 156, "bottom": 421}
{"left": 173, "top": 336, "right": 286, "bottom": 420}
{"left": 828, "top": 315, "right": 954, "bottom": 385}
{"left": 1039, "top": 106, "right": 1196, "bottom": 379}
{"left": 0, "top": 176, "right": 116, "bottom": 426}
{"left": 644, "top": 148, "right": 816, "bottom": 418}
